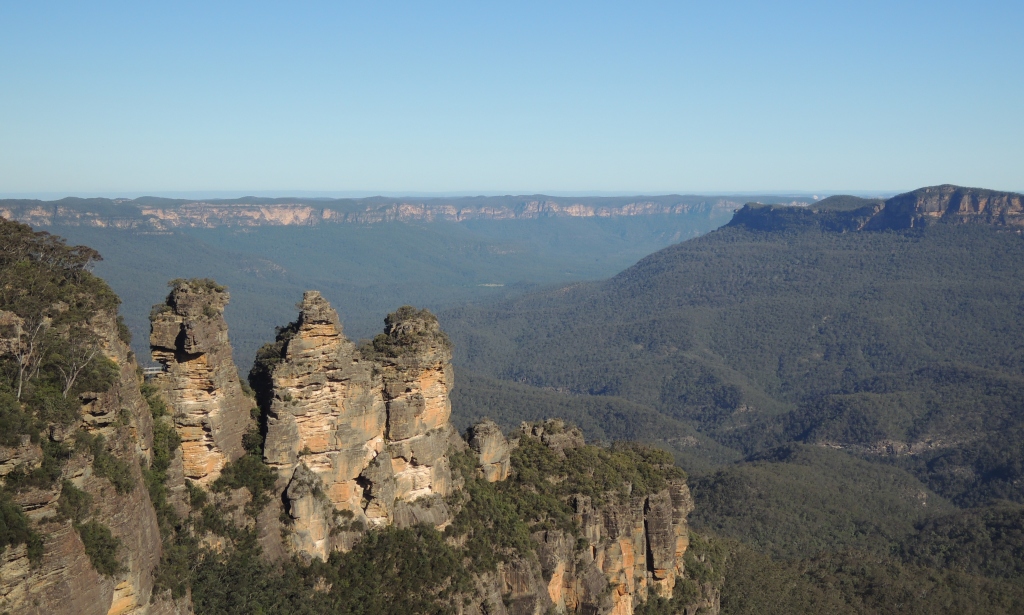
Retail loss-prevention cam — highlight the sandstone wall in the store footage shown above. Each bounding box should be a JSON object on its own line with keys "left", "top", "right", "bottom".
{"left": 0, "top": 311, "right": 188, "bottom": 615}
{"left": 459, "top": 421, "right": 709, "bottom": 615}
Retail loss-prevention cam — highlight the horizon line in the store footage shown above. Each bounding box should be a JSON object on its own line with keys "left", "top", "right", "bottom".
{"left": 0, "top": 189, "right": 918, "bottom": 201}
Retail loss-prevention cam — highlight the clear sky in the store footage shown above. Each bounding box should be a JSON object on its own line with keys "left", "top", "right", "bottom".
{"left": 1, "top": 1, "right": 1021, "bottom": 196}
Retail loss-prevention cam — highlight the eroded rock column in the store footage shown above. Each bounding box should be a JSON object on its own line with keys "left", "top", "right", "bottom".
{"left": 149, "top": 279, "right": 251, "bottom": 485}
{"left": 256, "top": 295, "right": 460, "bottom": 560}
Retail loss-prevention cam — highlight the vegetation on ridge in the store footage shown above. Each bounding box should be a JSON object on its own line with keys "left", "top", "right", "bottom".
{"left": 0, "top": 218, "right": 128, "bottom": 572}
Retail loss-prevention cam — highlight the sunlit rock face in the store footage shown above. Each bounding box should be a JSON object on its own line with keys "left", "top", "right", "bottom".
{"left": 149, "top": 280, "right": 251, "bottom": 486}
{"left": 257, "top": 293, "right": 459, "bottom": 560}
{"left": 468, "top": 419, "right": 511, "bottom": 482}
{"left": 463, "top": 421, "right": 707, "bottom": 615}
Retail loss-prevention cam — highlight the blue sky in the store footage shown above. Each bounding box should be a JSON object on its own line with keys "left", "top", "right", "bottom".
{"left": 1, "top": 1, "right": 1021, "bottom": 196}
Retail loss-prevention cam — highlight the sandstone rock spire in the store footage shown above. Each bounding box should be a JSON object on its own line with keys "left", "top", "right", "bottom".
{"left": 255, "top": 293, "right": 460, "bottom": 560}
{"left": 149, "top": 279, "right": 251, "bottom": 485}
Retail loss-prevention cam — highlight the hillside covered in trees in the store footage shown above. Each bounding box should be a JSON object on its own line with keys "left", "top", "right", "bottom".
{"left": 443, "top": 185, "right": 1024, "bottom": 613}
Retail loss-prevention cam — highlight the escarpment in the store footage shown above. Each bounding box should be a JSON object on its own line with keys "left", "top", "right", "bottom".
{"left": 148, "top": 279, "right": 251, "bottom": 486}
{"left": 730, "top": 184, "right": 1024, "bottom": 232}
{"left": 458, "top": 420, "right": 711, "bottom": 615}
{"left": 254, "top": 293, "right": 460, "bottom": 559}
{"left": 0, "top": 218, "right": 194, "bottom": 615}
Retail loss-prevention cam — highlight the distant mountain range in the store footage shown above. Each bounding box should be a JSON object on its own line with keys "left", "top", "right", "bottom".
{"left": 733, "top": 184, "right": 1024, "bottom": 231}
{"left": 0, "top": 194, "right": 814, "bottom": 228}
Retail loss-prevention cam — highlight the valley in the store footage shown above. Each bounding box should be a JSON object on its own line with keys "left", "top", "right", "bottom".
{"left": 2, "top": 185, "right": 1023, "bottom": 614}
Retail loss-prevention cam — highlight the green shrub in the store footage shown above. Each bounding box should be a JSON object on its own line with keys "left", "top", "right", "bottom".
{"left": 116, "top": 315, "right": 132, "bottom": 345}
{"left": 76, "top": 519, "right": 124, "bottom": 576}
{"left": 56, "top": 480, "right": 92, "bottom": 523}
{"left": 4, "top": 439, "right": 73, "bottom": 491}
{"left": 0, "top": 391, "right": 37, "bottom": 446}
{"left": 0, "top": 492, "right": 33, "bottom": 555}
{"left": 211, "top": 441, "right": 277, "bottom": 517}
{"left": 77, "top": 432, "right": 135, "bottom": 494}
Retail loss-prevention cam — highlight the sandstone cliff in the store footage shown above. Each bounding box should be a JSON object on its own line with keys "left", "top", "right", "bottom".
{"left": 0, "top": 309, "right": 185, "bottom": 615}
{"left": 468, "top": 419, "right": 511, "bottom": 482}
{"left": 148, "top": 279, "right": 251, "bottom": 486}
{"left": 870, "top": 184, "right": 1024, "bottom": 229}
{"left": 255, "top": 293, "right": 460, "bottom": 560}
{"left": 0, "top": 195, "right": 740, "bottom": 229}
{"left": 453, "top": 419, "right": 713, "bottom": 615}
{"left": 730, "top": 184, "right": 1024, "bottom": 232}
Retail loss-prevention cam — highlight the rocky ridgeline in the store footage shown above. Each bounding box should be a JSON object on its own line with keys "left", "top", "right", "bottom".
{"left": 256, "top": 292, "right": 463, "bottom": 559}
{"left": 148, "top": 286, "right": 709, "bottom": 613}
{"left": 468, "top": 420, "right": 708, "bottom": 615}
{"left": 0, "top": 310, "right": 185, "bottom": 615}
{"left": 0, "top": 196, "right": 734, "bottom": 229}
{"left": 0, "top": 233, "right": 707, "bottom": 615}
{"left": 149, "top": 279, "right": 251, "bottom": 487}
{"left": 730, "top": 184, "right": 1024, "bottom": 232}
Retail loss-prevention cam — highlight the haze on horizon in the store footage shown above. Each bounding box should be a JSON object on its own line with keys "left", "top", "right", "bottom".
{"left": 1, "top": 1, "right": 1021, "bottom": 196}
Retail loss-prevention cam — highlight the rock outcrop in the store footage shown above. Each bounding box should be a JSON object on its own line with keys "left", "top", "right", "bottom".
{"left": 730, "top": 185, "right": 1024, "bottom": 233}
{"left": 0, "top": 310, "right": 186, "bottom": 615}
{"left": 149, "top": 279, "right": 251, "bottom": 486}
{"left": 459, "top": 419, "right": 709, "bottom": 615}
{"left": 257, "top": 293, "right": 459, "bottom": 560}
{"left": 468, "top": 420, "right": 511, "bottom": 482}
{"left": 872, "top": 184, "right": 1024, "bottom": 229}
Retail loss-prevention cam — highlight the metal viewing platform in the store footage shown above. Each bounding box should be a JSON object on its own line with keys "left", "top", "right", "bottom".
{"left": 142, "top": 366, "right": 166, "bottom": 380}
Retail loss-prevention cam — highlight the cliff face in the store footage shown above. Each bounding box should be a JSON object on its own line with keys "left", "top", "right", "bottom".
{"left": 149, "top": 280, "right": 251, "bottom": 486}
{"left": 872, "top": 184, "right": 1024, "bottom": 229}
{"left": 461, "top": 421, "right": 712, "bottom": 615}
{"left": 0, "top": 196, "right": 739, "bottom": 229}
{"left": 468, "top": 420, "right": 512, "bottom": 482}
{"left": 258, "top": 293, "right": 459, "bottom": 560}
{"left": 729, "top": 185, "right": 1024, "bottom": 232}
{"left": 0, "top": 312, "right": 183, "bottom": 615}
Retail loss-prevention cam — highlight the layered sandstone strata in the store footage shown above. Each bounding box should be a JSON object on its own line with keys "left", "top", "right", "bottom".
{"left": 462, "top": 420, "right": 708, "bottom": 615}
{"left": 0, "top": 311, "right": 188, "bottom": 615}
{"left": 258, "top": 293, "right": 458, "bottom": 560}
{"left": 149, "top": 280, "right": 251, "bottom": 485}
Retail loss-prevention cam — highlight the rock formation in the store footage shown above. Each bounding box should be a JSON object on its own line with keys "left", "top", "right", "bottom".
{"left": 468, "top": 419, "right": 511, "bottom": 482}
{"left": 730, "top": 184, "right": 1024, "bottom": 233}
{"left": 257, "top": 293, "right": 460, "bottom": 560}
{"left": 461, "top": 419, "right": 709, "bottom": 615}
{"left": 1, "top": 219, "right": 715, "bottom": 615}
{"left": 0, "top": 311, "right": 187, "bottom": 615}
{"left": 873, "top": 184, "right": 1024, "bottom": 228}
{"left": 149, "top": 279, "right": 251, "bottom": 486}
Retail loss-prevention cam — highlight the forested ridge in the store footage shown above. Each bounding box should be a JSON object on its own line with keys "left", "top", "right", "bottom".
{"left": 5, "top": 185, "right": 1024, "bottom": 613}
{"left": 443, "top": 186, "right": 1024, "bottom": 613}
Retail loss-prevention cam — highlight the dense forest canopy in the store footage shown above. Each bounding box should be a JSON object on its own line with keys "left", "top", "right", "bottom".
{"left": 442, "top": 190, "right": 1024, "bottom": 614}
{"left": 49, "top": 212, "right": 732, "bottom": 368}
